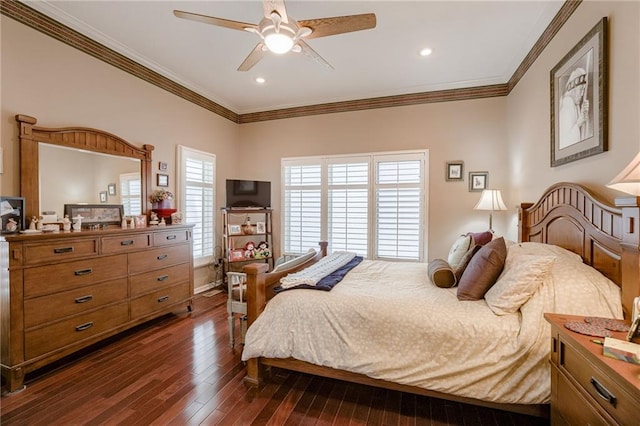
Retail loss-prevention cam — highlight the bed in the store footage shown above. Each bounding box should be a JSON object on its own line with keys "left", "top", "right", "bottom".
{"left": 240, "top": 182, "right": 640, "bottom": 417}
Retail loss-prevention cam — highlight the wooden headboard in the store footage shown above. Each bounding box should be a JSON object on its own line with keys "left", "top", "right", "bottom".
{"left": 518, "top": 182, "right": 640, "bottom": 320}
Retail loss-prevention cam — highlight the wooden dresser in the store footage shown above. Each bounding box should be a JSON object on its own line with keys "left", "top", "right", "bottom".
{"left": 545, "top": 313, "right": 640, "bottom": 425}
{"left": 1, "top": 225, "right": 194, "bottom": 393}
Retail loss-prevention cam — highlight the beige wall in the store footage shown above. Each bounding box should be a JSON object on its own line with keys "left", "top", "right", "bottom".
{"left": 240, "top": 99, "right": 510, "bottom": 260}
{"left": 2, "top": 0, "right": 639, "bottom": 267}
{"left": 1, "top": 16, "right": 239, "bottom": 287}
{"left": 507, "top": 1, "right": 640, "bottom": 207}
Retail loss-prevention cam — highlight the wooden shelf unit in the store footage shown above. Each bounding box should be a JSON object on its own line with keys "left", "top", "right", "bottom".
{"left": 221, "top": 208, "right": 273, "bottom": 277}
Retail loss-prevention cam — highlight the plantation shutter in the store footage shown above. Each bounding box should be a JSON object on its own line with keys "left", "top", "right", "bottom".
{"left": 327, "top": 160, "right": 369, "bottom": 256}
{"left": 375, "top": 156, "right": 423, "bottom": 261}
{"left": 178, "top": 146, "right": 216, "bottom": 260}
{"left": 283, "top": 162, "right": 322, "bottom": 254}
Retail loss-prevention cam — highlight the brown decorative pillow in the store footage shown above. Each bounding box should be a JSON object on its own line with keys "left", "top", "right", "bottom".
{"left": 457, "top": 237, "right": 507, "bottom": 300}
{"left": 428, "top": 259, "right": 457, "bottom": 288}
{"left": 467, "top": 231, "right": 493, "bottom": 246}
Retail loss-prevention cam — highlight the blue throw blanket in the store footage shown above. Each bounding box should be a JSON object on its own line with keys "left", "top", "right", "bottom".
{"left": 274, "top": 256, "right": 363, "bottom": 293}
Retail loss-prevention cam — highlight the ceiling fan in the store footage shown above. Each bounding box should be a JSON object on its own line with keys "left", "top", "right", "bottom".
{"left": 173, "top": 0, "right": 376, "bottom": 71}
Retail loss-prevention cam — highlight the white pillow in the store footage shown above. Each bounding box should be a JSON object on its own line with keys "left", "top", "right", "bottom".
{"left": 507, "top": 242, "right": 582, "bottom": 263}
{"left": 447, "top": 235, "right": 473, "bottom": 269}
{"left": 271, "top": 249, "right": 317, "bottom": 273}
{"left": 484, "top": 254, "right": 555, "bottom": 315}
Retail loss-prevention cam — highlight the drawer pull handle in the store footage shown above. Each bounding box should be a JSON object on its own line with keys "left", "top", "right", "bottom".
{"left": 121, "top": 240, "right": 134, "bottom": 246}
{"left": 157, "top": 275, "right": 169, "bottom": 281}
{"left": 75, "top": 295, "right": 93, "bottom": 304}
{"left": 158, "top": 295, "right": 169, "bottom": 303}
{"left": 157, "top": 254, "right": 168, "bottom": 260}
{"left": 590, "top": 377, "right": 616, "bottom": 406}
{"left": 75, "top": 322, "right": 94, "bottom": 332}
{"left": 166, "top": 235, "right": 177, "bottom": 240}
{"left": 54, "top": 247, "right": 74, "bottom": 254}
{"left": 74, "top": 268, "right": 93, "bottom": 276}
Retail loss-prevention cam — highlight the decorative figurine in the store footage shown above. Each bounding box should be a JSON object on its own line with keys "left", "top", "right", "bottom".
{"left": 36, "top": 216, "right": 44, "bottom": 231}
{"left": 29, "top": 216, "right": 37, "bottom": 230}
{"left": 159, "top": 217, "right": 166, "bottom": 226}
{"left": 63, "top": 214, "right": 71, "bottom": 231}
{"left": 244, "top": 241, "right": 256, "bottom": 259}
{"left": 255, "top": 241, "right": 271, "bottom": 259}
{"left": 6, "top": 218, "right": 18, "bottom": 233}
{"left": 241, "top": 216, "right": 254, "bottom": 235}
{"left": 149, "top": 211, "right": 159, "bottom": 226}
{"left": 121, "top": 216, "right": 128, "bottom": 229}
{"left": 72, "top": 215, "right": 82, "bottom": 231}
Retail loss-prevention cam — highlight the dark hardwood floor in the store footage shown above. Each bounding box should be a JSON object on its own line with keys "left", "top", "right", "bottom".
{"left": 1, "top": 293, "right": 549, "bottom": 425}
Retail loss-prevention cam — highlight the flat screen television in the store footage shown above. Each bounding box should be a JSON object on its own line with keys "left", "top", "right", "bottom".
{"left": 226, "top": 179, "right": 271, "bottom": 209}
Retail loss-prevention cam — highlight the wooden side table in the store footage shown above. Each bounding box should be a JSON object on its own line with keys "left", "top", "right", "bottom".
{"left": 545, "top": 313, "right": 640, "bottom": 425}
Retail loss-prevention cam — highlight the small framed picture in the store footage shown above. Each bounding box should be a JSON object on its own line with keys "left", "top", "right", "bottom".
{"left": 99, "top": 191, "right": 108, "bottom": 203}
{"left": 228, "top": 224, "right": 242, "bottom": 235}
{"left": 230, "top": 249, "right": 245, "bottom": 262}
{"left": 256, "top": 221, "right": 266, "bottom": 234}
{"left": 157, "top": 173, "right": 169, "bottom": 187}
{"left": 108, "top": 183, "right": 117, "bottom": 196}
{"left": 158, "top": 161, "right": 168, "bottom": 171}
{"left": 446, "top": 161, "right": 464, "bottom": 181}
{"left": 469, "top": 171, "right": 488, "bottom": 192}
{"left": 135, "top": 215, "right": 147, "bottom": 228}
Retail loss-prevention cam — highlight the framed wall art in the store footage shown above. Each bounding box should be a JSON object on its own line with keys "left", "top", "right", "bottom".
{"left": 551, "top": 17, "right": 608, "bottom": 167}
{"left": 157, "top": 173, "right": 169, "bottom": 187}
{"left": 99, "top": 191, "right": 108, "bottom": 203}
{"left": 108, "top": 183, "right": 117, "bottom": 196}
{"left": 468, "top": 171, "right": 488, "bottom": 192}
{"left": 446, "top": 161, "right": 464, "bottom": 181}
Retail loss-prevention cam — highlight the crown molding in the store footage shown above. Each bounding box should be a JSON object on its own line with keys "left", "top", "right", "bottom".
{"left": 2, "top": 0, "right": 580, "bottom": 124}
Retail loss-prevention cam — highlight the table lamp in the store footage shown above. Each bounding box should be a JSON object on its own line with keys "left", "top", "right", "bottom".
{"left": 607, "top": 152, "right": 640, "bottom": 196}
{"left": 474, "top": 189, "right": 507, "bottom": 232}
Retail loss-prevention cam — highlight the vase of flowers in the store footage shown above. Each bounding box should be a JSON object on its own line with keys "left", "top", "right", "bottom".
{"left": 149, "top": 189, "right": 174, "bottom": 209}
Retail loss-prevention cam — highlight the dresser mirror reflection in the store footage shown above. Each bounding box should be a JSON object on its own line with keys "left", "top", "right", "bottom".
{"left": 16, "top": 114, "right": 154, "bottom": 221}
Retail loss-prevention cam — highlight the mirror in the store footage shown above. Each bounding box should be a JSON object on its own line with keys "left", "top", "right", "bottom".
{"left": 16, "top": 114, "right": 153, "bottom": 221}
{"left": 39, "top": 144, "right": 140, "bottom": 217}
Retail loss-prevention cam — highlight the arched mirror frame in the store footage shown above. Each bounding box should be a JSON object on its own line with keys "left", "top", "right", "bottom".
{"left": 16, "top": 114, "right": 154, "bottom": 220}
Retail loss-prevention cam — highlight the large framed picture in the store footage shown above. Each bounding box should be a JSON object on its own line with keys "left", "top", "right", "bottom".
{"left": 551, "top": 17, "right": 608, "bottom": 167}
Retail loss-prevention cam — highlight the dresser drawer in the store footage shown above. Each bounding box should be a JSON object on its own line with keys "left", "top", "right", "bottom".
{"left": 23, "top": 238, "right": 99, "bottom": 265}
{"left": 24, "top": 254, "right": 127, "bottom": 298}
{"left": 128, "top": 244, "right": 190, "bottom": 275}
{"left": 559, "top": 337, "right": 640, "bottom": 423}
{"left": 24, "top": 278, "right": 128, "bottom": 328}
{"left": 553, "top": 365, "right": 613, "bottom": 426}
{"left": 102, "top": 233, "right": 151, "bottom": 254}
{"left": 25, "top": 302, "right": 129, "bottom": 359}
{"left": 152, "top": 229, "right": 190, "bottom": 247}
{"left": 130, "top": 283, "right": 191, "bottom": 319}
{"left": 130, "top": 263, "right": 191, "bottom": 296}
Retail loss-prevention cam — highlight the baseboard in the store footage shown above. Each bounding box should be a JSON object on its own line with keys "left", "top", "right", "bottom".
{"left": 195, "top": 279, "right": 223, "bottom": 294}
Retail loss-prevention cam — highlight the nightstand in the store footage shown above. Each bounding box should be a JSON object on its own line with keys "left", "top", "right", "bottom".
{"left": 545, "top": 313, "right": 640, "bottom": 425}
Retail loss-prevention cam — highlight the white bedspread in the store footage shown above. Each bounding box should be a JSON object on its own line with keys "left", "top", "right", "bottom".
{"left": 242, "top": 258, "right": 622, "bottom": 404}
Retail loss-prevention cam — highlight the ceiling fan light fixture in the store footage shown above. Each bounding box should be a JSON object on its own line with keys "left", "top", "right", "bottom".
{"left": 264, "top": 32, "right": 294, "bottom": 54}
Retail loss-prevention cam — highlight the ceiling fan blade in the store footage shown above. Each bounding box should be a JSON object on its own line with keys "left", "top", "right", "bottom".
{"left": 263, "top": 0, "right": 289, "bottom": 23}
{"left": 238, "top": 43, "right": 268, "bottom": 72}
{"left": 297, "top": 40, "right": 333, "bottom": 70}
{"left": 298, "top": 13, "right": 376, "bottom": 39}
{"left": 173, "top": 10, "right": 257, "bottom": 32}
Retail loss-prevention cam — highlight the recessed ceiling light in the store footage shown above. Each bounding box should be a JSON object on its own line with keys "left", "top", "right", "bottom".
{"left": 419, "top": 48, "right": 433, "bottom": 57}
{"left": 255, "top": 77, "right": 266, "bottom": 84}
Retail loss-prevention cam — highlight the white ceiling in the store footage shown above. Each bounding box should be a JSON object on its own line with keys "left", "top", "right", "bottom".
{"left": 25, "top": 1, "right": 564, "bottom": 114}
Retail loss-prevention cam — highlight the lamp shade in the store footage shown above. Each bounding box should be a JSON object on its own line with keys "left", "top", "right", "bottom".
{"left": 607, "top": 152, "right": 640, "bottom": 196}
{"left": 474, "top": 189, "right": 507, "bottom": 211}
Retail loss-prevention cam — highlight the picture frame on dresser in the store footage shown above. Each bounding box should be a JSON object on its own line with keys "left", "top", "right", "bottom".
{"left": 1, "top": 196, "right": 25, "bottom": 234}
{"left": 64, "top": 204, "right": 124, "bottom": 227}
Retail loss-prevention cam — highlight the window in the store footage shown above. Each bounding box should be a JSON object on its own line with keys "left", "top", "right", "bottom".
{"left": 282, "top": 151, "right": 427, "bottom": 261}
{"left": 177, "top": 146, "right": 216, "bottom": 263}
{"left": 119, "top": 172, "right": 141, "bottom": 216}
